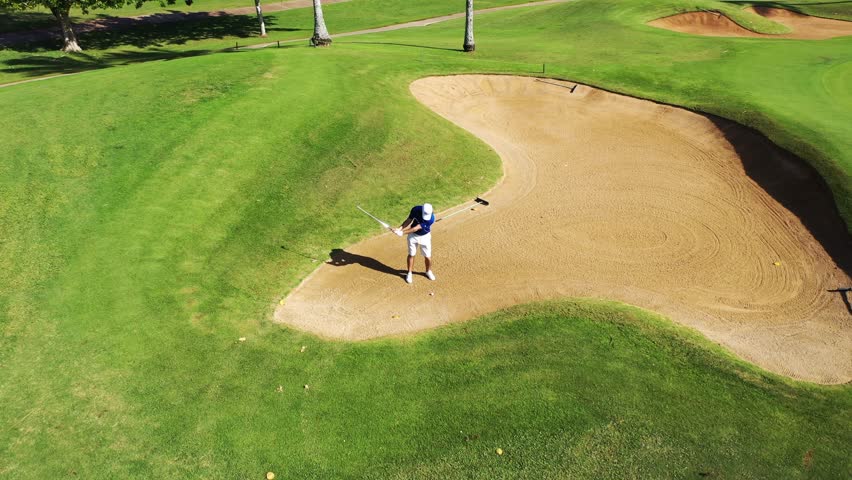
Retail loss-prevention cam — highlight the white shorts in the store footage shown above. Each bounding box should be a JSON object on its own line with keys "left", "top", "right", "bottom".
{"left": 407, "top": 232, "right": 432, "bottom": 258}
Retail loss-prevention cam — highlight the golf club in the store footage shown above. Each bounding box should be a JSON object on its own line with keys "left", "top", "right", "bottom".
{"left": 356, "top": 205, "right": 391, "bottom": 229}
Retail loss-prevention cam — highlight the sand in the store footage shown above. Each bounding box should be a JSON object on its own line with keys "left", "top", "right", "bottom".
{"left": 649, "top": 7, "right": 852, "bottom": 40}
{"left": 275, "top": 75, "right": 852, "bottom": 384}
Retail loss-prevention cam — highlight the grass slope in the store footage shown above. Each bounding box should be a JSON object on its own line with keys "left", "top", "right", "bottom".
{"left": 2, "top": 0, "right": 851, "bottom": 222}
{"left": 1, "top": 0, "right": 851, "bottom": 477}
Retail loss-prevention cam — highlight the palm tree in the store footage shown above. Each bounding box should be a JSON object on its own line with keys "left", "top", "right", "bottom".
{"left": 254, "top": 0, "right": 267, "bottom": 37}
{"left": 311, "top": 0, "right": 332, "bottom": 46}
{"left": 463, "top": 0, "right": 474, "bottom": 52}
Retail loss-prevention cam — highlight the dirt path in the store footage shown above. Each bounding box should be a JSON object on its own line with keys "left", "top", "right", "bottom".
{"left": 275, "top": 75, "right": 852, "bottom": 384}
{"left": 0, "top": 0, "right": 351, "bottom": 46}
{"left": 649, "top": 7, "right": 852, "bottom": 39}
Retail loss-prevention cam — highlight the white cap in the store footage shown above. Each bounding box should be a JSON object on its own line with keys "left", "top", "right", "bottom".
{"left": 422, "top": 203, "right": 433, "bottom": 219}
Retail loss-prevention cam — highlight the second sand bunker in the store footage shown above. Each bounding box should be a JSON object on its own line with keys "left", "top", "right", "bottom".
{"left": 276, "top": 75, "right": 851, "bottom": 384}
{"left": 649, "top": 7, "right": 852, "bottom": 40}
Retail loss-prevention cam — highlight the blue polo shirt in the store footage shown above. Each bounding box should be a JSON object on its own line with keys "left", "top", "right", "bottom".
{"left": 409, "top": 205, "right": 435, "bottom": 236}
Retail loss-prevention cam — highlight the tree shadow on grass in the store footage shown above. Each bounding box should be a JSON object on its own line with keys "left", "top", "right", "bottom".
{"left": 1, "top": 47, "right": 217, "bottom": 79}
{"left": 0, "top": 12, "right": 311, "bottom": 79}
{"left": 708, "top": 116, "right": 852, "bottom": 278}
{"left": 340, "top": 41, "right": 462, "bottom": 52}
{"left": 0, "top": 10, "right": 65, "bottom": 34}
{"left": 0, "top": 13, "right": 301, "bottom": 51}
{"left": 83, "top": 15, "right": 275, "bottom": 50}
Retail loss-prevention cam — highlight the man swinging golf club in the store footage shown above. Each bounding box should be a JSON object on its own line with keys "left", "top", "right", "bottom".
{"left": 392, "top": 203, "right": 436, "bottom": 284}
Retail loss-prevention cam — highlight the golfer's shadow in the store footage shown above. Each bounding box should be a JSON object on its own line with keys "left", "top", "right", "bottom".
{"left": 327, "top": 248, "right": 406, "bottom": 279}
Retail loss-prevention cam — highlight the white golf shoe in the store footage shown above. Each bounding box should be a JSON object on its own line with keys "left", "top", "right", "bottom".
{"left": 426, "top": 270, "right": 436, "bottom": 281}
{"left": 406, "top": 271, "right": 413, "bottom": 284}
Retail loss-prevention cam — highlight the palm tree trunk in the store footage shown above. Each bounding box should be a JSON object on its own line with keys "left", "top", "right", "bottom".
{"left": 49, "top": 5, "right": 82, "bottom": 52}
{"left": 463, "top": 0, "right": 475, "bottom": 52}
{"left": 254, "top": 0, "right": 267, "bottom": 37}
{"left": 311, "top": 0, "right": 332, "bottom": 46}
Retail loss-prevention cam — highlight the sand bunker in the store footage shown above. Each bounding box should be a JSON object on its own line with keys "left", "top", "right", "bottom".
{"left": 649, "top": 7, "right": 852, "bottom": 40}
{"left": 276, "top": 75, "right": 851, "bottom": 384}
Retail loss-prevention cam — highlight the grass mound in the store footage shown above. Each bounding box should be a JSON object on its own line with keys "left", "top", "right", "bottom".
{"left": 4, "top": 291, "right": 851, "bottom": 478}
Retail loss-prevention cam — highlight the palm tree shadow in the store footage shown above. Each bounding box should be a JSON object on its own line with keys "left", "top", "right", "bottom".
{"left": 339, "top": 41, "right": 462, "bottom": 52}
{"left": 0, "top": 48, "right": 213, "bottom": 78}
{"left": 328, "top": 248, "right": 405, "bottom": 278}
{"left": 0, "top": 13, "right": 280, "bottom": 52}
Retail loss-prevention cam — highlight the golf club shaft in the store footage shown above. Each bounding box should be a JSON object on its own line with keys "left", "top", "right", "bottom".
{"left": 437, "top": 197, "right": 489, "bottom": 222}
{"left": 437, "top": 203, "right": 475, "bottom": 222}
{"left": 356, "top": 205, "right": 391, "bottom": 229}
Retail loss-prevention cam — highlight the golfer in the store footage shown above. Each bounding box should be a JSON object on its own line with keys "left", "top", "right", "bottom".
{"left": 393, "top": 203, "right": 436, "bottom": 284}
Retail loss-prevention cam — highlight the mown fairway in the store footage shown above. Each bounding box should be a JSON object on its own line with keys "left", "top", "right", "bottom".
{"left": 1, "top": 0, "right": 851, "bottom": 477}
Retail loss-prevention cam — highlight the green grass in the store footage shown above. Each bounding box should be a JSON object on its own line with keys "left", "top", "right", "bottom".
{"left": 0, "top": 0, "right": 298, "bottom": 33}
{"left": 1, "top": 0, "right": 851, "bottom": 477}
{"left": 1, "top": 0, "right": 847, "bottom": 80}
{"left": 346, "top": 0, "right": 852, "bottom": 225}
{"left": 0, "top": 0, "right": 549, "bottom": 82}
{"left": 724, "top": 0, "right": 852, "bottom": 21}
{"left": 0, "top": 0, "right": 548, "bottom": 41}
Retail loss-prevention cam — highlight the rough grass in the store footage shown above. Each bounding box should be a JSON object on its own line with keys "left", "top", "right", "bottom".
{"left": 1, "top": 0, "right": 851, "bottom": 477}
